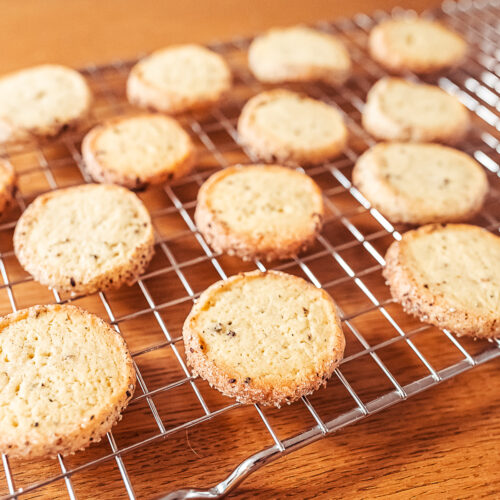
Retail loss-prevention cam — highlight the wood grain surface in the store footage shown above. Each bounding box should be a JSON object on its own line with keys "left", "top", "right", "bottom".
{"left": 1, "top": 1, "right": 500, "bottom": 500}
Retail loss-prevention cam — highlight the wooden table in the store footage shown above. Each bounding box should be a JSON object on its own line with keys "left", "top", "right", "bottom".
{"left": 1, "top": 1, "right": 499, "bottom": 499}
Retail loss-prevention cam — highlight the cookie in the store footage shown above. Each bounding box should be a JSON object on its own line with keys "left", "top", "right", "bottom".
{"left": 0, "top": 64, "right": 91, "bottom": 144}
{"left": 127, "top": 44, "right": 232, "bottom": 114}
{"left": 384, "top": 224, "right": 500, "bottom": 338}
{"left": 0, "top": 304, "right": 135, "bottom": 459}
{"left": 238, "top": 89, "right": 347, "bottom": 165}
{"left": 14, "top": 184, "right": 154, "bottom": 295}
{"left": 0, "top": 159, "right": 16, "bottom": 218}
{"left": 195, "top": 164, "right": 323, "bottom": 261}
{"left": 353, "top": 143, "right": 488, "bottom": 224}
{"left": 183, "top": 270, "right": 345, "bottom": 407}
{"left": 369, "top": 18, "right": 467, "bottom": 74}
{"left": 248, "top": 26, "right": 351, "bottom": 85}
{"left": 362, "top": 78, "right": 469, "bottom": 144}
{"left": 82, "top": 114, "right": 196, "bottom": 189}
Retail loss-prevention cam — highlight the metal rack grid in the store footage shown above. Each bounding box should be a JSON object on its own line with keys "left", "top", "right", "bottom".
{"left": 0, "top": 0, "right": 500, "bottom": 498}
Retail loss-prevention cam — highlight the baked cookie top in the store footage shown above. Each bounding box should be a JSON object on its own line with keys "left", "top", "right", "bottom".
{"left": 238, "top": 89, "right": 347, "bottom": 165}
{"left": 0, "top": 304, "right": 135, "bottom": 459}
{"left": 362, "top": 77, "right": 469, "bottom": 144}
{"left": 183, "top": 270, "right": 345, "bottom": 407}
{"left": 0, "top": 64, "right": 91, "bottom": 143}
{"left": 384, "top": 224, "right": 500, "bottom": 338}
{"left": 127, "top": 44, "right": 232, "bottom": 114}
{"left": 82, "top": 114, "right": 196, "bottom": 189}
{"left": 353, "top": 142, "right": 488, "bottom": 224}
{"left": 195, "top": 164, "right": 324, "bottom": 261}
{"left": 249, "top": 25, "right": 351, "bottom": 85}
{"left": 369, "top": 18, "right": 467, "bottom": 73}
{"left": 14, "top": 184, "right": 154, "bottom": 295}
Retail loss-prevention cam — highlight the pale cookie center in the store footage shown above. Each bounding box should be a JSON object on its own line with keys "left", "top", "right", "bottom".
{"left": 194, "top": 277, "right": 338, "bottom": 384}
{"left": 0, "top": 311, "right": 127, "bottom": 434}
{"left": 209, "top": 170, "right": 320, "bottom": 237}
{"left": 253, "top": 97, "right": 344, "bottom": 147}
{"left": 21, "top": 189, "right": 150, "bottom": 280}
{"left": 0, "top": 68, "right": 87, "bottom": 129}
{"left": 258, "top": 31, "right": 347, "bottom": 67}
{"left": 376, "top": 146, "right": 485, "bottom": 210}
{"left": 379, "top": 84, "right": 462, "bottom": 127}
{"left": 386, "top": 23, "right": 463, "bottom": 61}
{"left": 141, "top": 50, "right": 228, "bottom": 97}
{"left": 95, "top": 119, "right": 189, "bottom": 175}
{"left": 406, "top": 231, "right": 500, "bottom": 313}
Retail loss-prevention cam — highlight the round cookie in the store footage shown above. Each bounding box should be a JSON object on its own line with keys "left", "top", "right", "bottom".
{"left": 0, "top": 64, "right": 91, "bottom": 144}
{"left": 383, "top": 224, "right": 500, "bottom": 338}
{"left": 353, "top": 143, "right": 488, "bottom": 224}
{"left": 238, "top": 89, "right": 347, "bottom": 165}
{"left": 0, "top": 159, "right": 16, "bottom": 218}
{"left": 362, "top": 77, "right": 469, "bottom": 144}
{"left": 127, "top": 44, "right": 232, "bottom": 114}
{"left": 248, "top": 26, "right": 351, "bottom": 85}
{"left": 0, "top": 304, "right": 135, "bottom": 459}
{"left": 82, "top": 114, "right": 196, "bottom": 189}
{"left": 183, "top": 270, "right": 345, "bottom": 407}
{"left": 14, "top": 184, "right": 155, "bottom": 295}
{"left": 195, "top": 164, "right": 324, "bottom": 261}
{"left": 369, "top": 18, "right": 467, "bottom": 74}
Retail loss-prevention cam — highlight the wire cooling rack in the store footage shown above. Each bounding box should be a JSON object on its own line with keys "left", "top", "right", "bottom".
{"left": 1, "top": 0, "right": 500, "bottom": 498}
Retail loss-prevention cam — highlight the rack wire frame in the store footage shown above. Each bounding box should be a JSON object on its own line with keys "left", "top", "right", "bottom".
{"left": 0, "top": 0, "right": 500, "bottom": 498}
